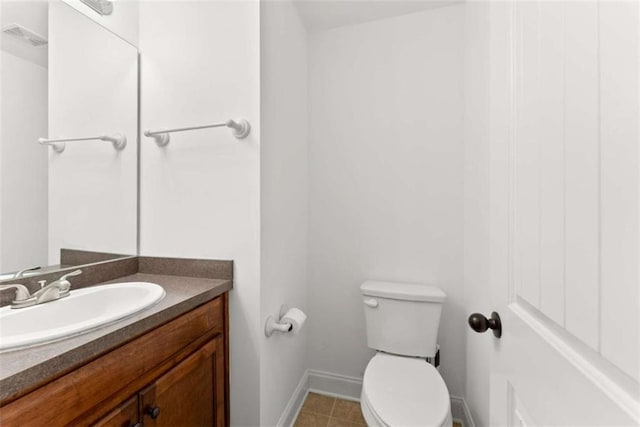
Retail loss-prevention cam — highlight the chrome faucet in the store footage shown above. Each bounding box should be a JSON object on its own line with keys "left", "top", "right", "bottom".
{"left": 0, "top": 284, "right": 31, "bottom": 302}
{"left": 3, "top": 269, "right": 82, "bottom": 309}
{"left": 13, "top": 265, "right": 41, "bottom": 279}
{"left": 33, "top": 269, "right": 81, "bottom": 304}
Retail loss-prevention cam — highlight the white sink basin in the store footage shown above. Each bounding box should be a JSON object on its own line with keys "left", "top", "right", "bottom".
{"left": 0, "top": 282, "right": 165, "bottom": 351}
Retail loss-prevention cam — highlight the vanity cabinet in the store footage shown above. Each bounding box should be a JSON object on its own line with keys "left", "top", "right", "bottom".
{"left": 139, "top": 336, "right": 224, "bottom": 427}
{"left": 95, "top": 336, "right": 225, "bottom": 427}
{"left": 0, "top": 295, "right": 229, "bottom": 427}
{"left": 95, "top": 396, "right": 139, "bottom": 427}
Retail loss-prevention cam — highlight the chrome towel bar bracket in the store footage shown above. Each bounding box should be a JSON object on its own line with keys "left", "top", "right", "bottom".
{"left": 38, "top": 133, "right": 127, "bottom": 153}
{"left": 144, "top": 118, "right": 251, "bottom": 146}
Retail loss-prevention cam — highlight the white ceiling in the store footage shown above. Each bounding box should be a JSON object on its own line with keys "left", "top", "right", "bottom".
{"left": 1, "top": 1, "right": 48, "bottom": 67}
{"left": 294, "top": 0, "right": 464, "bottom": 32}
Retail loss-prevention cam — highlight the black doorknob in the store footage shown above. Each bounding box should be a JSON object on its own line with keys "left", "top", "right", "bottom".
{"left": 146, "top": 406, "right": 161, "bottom": 419}
{"left": 468, "top": 312, "right": 502, "bottom": 338}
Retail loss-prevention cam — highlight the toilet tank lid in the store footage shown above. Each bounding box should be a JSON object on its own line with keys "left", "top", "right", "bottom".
{"left": 360, "top": 281, "right": 446, "bottom": 302}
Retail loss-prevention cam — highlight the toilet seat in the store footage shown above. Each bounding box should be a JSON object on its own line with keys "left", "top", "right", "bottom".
{"left": 361, "top": 353, "right": 452, "bottom": 427}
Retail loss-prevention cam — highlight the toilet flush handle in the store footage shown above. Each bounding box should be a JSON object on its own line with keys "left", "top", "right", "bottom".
{"left": 364, "top": 298, "right": 379, "bottom": 308}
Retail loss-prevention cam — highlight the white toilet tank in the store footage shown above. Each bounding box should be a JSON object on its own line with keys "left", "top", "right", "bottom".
{"left": 360, "top": 281, "right": 446, "bottom": 358}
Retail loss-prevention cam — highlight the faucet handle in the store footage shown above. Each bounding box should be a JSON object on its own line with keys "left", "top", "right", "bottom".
{"left": 59, "top": 269, "right": 82, "bottom": 281}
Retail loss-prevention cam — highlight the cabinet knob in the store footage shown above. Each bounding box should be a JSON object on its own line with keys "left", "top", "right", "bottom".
{"left": 146, "top": 406, "right": 161, "bottom": 419}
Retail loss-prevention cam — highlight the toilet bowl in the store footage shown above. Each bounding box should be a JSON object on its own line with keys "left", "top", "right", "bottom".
{"left": 359, "top": 281, "right": 452, "bottom": 427}
{"left": 360, "top": 353, "right": 452, "bottom": 427}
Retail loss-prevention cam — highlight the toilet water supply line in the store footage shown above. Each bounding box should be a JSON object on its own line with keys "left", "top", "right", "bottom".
{"left": 264, "top": 305, "right": 307, "bottom": 337}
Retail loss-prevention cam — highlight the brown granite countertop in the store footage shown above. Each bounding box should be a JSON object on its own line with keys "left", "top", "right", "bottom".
{"left": 0, "top": 273, "right": 231, "bottom": 404}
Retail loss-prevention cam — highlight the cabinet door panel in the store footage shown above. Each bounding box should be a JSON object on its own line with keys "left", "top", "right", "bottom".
{"left": 140, "top": 336, "right": 225, "bottom": 427}
{"left": 92, "top": 395, "right": 138, "bottom": 427}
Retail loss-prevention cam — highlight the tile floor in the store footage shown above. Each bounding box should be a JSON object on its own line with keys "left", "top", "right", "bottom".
{"left": 293, "top": 392, "right": 463, "bottom": 427}
{"left": 294, "top": 392, "right": 366, "bottom": 427}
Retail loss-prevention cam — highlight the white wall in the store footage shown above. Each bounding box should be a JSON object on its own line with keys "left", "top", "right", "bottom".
{"left": 0, "top": 1, "right": 48, "bottom": 273}
{"left": 259, "top": 1, "right": 309, "bottom": 426}
{"left": 48, "top": 2, "right": 138, "bottom": 262}
{"left": 294, "top": 0, "right": 462, "bottom": 32}
{"left": 307, "top": 5, "right": 466, "bottom": 397}
{"left": 0, "top": 50, "right": 48, "bottom": 273}
{"left": 62, "top": 0, "right": 139, "bottom": 47}
{"left": 462, "top": 1, "right": 491, "bottom": 425}
{"left": 138, "top": 2, "right": 261, "bottom": 425}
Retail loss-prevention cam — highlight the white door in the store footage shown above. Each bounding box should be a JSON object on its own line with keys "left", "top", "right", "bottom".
{"left": 486, "top": 1, "right": 640, "bottom": 425}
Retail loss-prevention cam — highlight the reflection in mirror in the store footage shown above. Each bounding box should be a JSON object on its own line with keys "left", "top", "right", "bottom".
{"left": 0, "top": 1, "right": 138, "bottom": 282}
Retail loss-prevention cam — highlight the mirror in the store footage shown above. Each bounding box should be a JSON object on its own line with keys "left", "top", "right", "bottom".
{"left": 0, "top": 1, "right": 138, "bottom": 282}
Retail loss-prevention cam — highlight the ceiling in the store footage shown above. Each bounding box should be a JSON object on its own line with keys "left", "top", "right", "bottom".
{"left": 294, "top": 0, "right": 464, "bottom": 32}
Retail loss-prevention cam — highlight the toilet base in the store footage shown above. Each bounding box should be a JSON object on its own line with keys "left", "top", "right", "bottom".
{"left": 360, "top": 388, "right": 453, "bottom": 427}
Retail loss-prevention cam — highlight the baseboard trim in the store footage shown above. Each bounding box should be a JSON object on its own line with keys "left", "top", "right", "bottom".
{"left": 278, "top": 370, "right": 362, "bottom": 426}
{"left": 450, "top": 395, "right": 476, "bottom": 427}
{"left": 279, "top": 369, "right": 477, "bottom": 427}
{"left": 307, "top": 369, "right": 363, "bottom": 401}
{"left": 277, "top": 370, "right": 309, "bottom": 427}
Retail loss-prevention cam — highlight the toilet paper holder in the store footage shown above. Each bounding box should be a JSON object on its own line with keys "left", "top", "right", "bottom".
{"left": 264, "top": 305, "right": 294, "bottom": 337}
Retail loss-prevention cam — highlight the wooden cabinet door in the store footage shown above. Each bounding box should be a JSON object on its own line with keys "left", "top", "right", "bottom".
{"left": 92, "top": 395, "right": 139, "bottom": 427}
{"left": 139, "top": 336, "right": 225, "bottom": 427}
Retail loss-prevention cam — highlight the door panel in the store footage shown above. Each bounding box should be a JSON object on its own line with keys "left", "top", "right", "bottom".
{"left": 537, "top": 0, "right": 564, "bottom": 326}
{"left": 599, "top": 0, "right": 640, "bottom": 382}
{"left": 563, "top": 0, "right": 600, "bottom": 350}
{"left": 140, "top": 336, "right": 225, "bottom": 427}
{"left": 489, "top": 0, "right": 640, "bottom": 425}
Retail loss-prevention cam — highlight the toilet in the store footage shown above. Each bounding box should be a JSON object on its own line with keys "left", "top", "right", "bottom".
{"left": 359, "top": 281, "right": 452, "bottom": 427}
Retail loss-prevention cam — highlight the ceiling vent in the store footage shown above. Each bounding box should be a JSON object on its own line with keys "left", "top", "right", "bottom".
{"left": 1, "top": 23, "right": 48, "bottom": 48}
{"left": 80, "top": 0, "right": 113, "bottom": 16}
